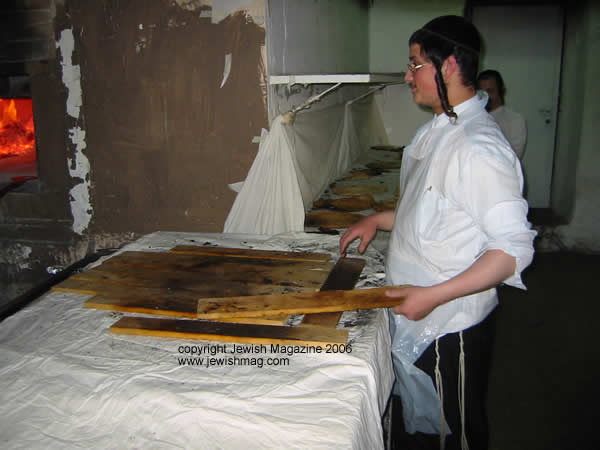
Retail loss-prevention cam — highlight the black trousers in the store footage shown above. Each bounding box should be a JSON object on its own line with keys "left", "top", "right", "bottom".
{"left": 392, "top": 310, "right": 496, "bottom": 450}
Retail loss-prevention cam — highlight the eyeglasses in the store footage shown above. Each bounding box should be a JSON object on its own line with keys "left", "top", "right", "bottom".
{"left": 406, "top": 62, "right": 429, "bottom": 73}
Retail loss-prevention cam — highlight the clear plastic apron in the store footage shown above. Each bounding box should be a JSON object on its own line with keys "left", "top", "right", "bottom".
{"left": 386, "top": 123, "right": 497, "bottom": 434}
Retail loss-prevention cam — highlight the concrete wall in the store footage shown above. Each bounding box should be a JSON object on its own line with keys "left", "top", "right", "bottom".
{"left": 267, "top": 0, "right": 369, "bottom": 75}
{"left": 553, "top": 1, "right": 600, "bottom": 252}
{"left": 369, "top": 0, "right": 464, "bottom": 147}
{"left": 266, "top": 0, "right": 374, "bottom": 129}
{"left": 0, "top": 0, "right": 268, "bottom": 306}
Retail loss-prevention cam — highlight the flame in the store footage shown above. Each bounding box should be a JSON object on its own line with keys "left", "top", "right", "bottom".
{"left": 0, "top": 98, "right": 36, "bottom": 159}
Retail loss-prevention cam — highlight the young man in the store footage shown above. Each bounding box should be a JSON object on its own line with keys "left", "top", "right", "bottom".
{"left": 477, "top": 70, "right": 527, "bottom": 159}
{"left": 340, "top": 16, "right": 536, "bottom": 450}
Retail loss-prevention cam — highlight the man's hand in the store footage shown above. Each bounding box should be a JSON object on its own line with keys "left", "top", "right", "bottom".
{"left": 386, "top": 249, "right": 517, "bottom": 321}
{"left": 387, "top": 285, "right": 441, "bottom": 321}
{"left": 339, "top": 210, "right": 395, "bottom": 257}
{"left": 339, "top": 216, "right": 377, "bottom": 257}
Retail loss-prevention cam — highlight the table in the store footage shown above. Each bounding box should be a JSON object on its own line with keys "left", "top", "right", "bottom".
{"left": 0, "top": 231, "right": 394, "bottom": 449}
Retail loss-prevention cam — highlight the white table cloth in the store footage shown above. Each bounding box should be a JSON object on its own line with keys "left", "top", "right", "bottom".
{"left": 0, "top": 231, "right": 394, "bottom": 449}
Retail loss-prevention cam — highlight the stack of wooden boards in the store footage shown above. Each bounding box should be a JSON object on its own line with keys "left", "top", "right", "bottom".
{"left": 305, "top": 145, "right": 404, "bottom": 230}
{"left": 52, "top": 245, "right": 399, "bottom": 347}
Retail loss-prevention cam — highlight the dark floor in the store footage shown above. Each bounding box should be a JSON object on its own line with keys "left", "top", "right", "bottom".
{"left": 311, "top": 160, "right": 598, "bottom": 449}
{"left": 388, "top": 250, "right": 600, "bottom": 449}
{"left": 489, "top": 250, "right": 600, "bottom": 450}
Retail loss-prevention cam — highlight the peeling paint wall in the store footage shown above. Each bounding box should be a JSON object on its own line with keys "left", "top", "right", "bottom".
{"left": 66, "top": 126, "right": 91, "bottom": 234}
{"left": 174, "top": 0, "right": 265, "bottom": 25}
{"left": 1, "top": 0, "right": 267, "bottom": 306}
{"left": 0, "top": 244, "right": 33, "bottom": 271}
{"left": 69, "top": 0, "right": 267, "bottom": 233}
{"left": 57, "top": 28, "right": 92, "bottom": 235}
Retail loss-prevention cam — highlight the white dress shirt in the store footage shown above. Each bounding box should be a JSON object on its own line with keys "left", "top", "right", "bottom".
{"left": 490, "top": 105, "right": 527, "bottom": 159}
{"left": 386, "top": 91, "right": 536, "bottom": 433}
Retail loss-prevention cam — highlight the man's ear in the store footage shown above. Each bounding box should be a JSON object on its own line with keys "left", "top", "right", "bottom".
{"left": 442, "top": 55, "right": 458, "bottom": 80}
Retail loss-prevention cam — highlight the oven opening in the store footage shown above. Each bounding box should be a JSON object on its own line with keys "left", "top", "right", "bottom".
{"left": 0, "top": 77, "right": 38, "bottom": 194}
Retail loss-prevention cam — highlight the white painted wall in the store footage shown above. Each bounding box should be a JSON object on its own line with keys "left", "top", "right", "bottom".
{"left": 267, "top": 0, "right": 463, "bottom": 146}
{"left": 264, "top": 0, "right": 600, "bottom": 252}
{"left": 267, "top": 0, "right": 369, "bottom": 75}
{"left": 264, "top": 0, "right": 387, "bottom": 211}
{"left": 266, "top": 0, "right": 375, "bottom": 125}
{"left": 554, "top": 1, "right": 600, "bottom": 252}
{"left": 368, "top": 0, "right": 464, "bottom": 147}
{"left": 474, "top": 5, "right": 563, "bottom": 209}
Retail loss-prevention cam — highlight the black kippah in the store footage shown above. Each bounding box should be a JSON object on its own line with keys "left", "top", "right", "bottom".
{"left": 418, "top": 27, "right": 480, "bottom": 55}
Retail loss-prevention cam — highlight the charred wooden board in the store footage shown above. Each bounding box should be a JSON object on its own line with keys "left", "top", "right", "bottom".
{"left": 52, "top": 249, "right": 335, "bottom": 325}
{"left": 366, "top": 161, "right": 402, "bottom": 170}
{"left": 107, "top": 256, "right": 366, "bottom": 345}
{"left": 302, "top": 257, "right": 365, "bottom": 328}
{"left": 370, "top": 145, "right": 404, "bottom": 152}
{"left": 110, "top": 317, "right": 349, "bottom": 346}
{"left": 168, "top": 245, "right": 331, "bottom": 263}
{"left": 331, "top": 185, "right": 387, "bottom": 196}
{"left": 312, "top": 195, "right": 375, "bottom": 212}
{"left": 305, "top": 210, "right": 364, "bottom": 229}
{"left": 196, "top": 286, "right": 403, "bottom": 320}
{"left": 338, "top": 168, "right": 386, "bottom": 181}
{"left": 373, "top": 199, "right": 399, "bottom": 212}
{"left": 54, "top": 251, "right": 333, "bottom": 297}
{"left": 82, "top": 290, "right": 291, "bottom": 324}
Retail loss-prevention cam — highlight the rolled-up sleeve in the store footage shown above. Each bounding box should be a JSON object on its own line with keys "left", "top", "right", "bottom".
{"left": 482, "top": 201, "right": 536, "bottom": 289}
{"left": 456, "top": 145, "right": 537, "bottom": 289}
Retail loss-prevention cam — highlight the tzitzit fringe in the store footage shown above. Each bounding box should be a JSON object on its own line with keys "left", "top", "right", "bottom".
{"left": 434, "top": 339, "right": 446, "bottom": 450}
{"left": 458, "top": 331, "right": 470, "bottom": 450}
{"left": 435, "top": 333, "right": 471, "bottom": 450}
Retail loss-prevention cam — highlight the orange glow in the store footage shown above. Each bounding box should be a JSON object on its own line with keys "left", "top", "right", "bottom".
{"left": 0, "top": 98, "right": 36, "bottom": 159}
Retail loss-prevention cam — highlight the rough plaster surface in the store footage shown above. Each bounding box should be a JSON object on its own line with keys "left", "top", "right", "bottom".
{"left": 71, "top": 2, "right": 267, "bottom": 233}
{"left": 0, "top": 244, "right": 33, "bottom": 270}
{"left": 57, "top": 28, "right": 92, "bottom": 235}
{"left": 0, "top": 232, "right": 138, "bottom": 305}
{"left": 57, "top": 29, "right": 82, "bottom": 119}
{"left": 551, "top": 2, "right": 600, "bottom": 253}
{"left": 174, "top": 0, "right": 265, "bottom": 25}
{"left": 66, "top": 127, "right": 92, "bottom": 234}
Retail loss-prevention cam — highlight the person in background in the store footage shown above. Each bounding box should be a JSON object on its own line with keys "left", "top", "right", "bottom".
{"left": 340, "top": 16, "right": 536, "bottom": 450}
{"left": 477, "top": 69, "right": 527, "bottom": 159}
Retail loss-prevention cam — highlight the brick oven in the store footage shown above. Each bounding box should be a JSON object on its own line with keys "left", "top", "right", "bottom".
{"left": 0, "top": 0, "right": 267, "bottom": 308}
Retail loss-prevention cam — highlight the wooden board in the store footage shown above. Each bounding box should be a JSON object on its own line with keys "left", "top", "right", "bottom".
{"left": 312, "top": 195, "right": 374, "bottom": 212}
{"left": 331, "top": 185, "right": 387, "bottom": 196}
{"left": 110, "top": 317, "right": 348, "bottom": 346}
{"left": 107, "top": 256, "right": 365, "bottom": 346}
{"left": 168, "top": 245, "right": 331, "bottom": 263}
{"left": 54, "top": 251, "right": 333, "bottom": 296}
{"left": 301, "top": 312, "right": 344, "bottom": 328}
{"left": 57, "top": 286, "right": 288, "bottom": 325}
{"left": 302, "top": 257, "right": 365, "bottom": 328}
{"left": 305, "top": 210, "right": 364, "bottom": 229}
{"left": 338, "top": 168, "right": 386, "bottom": 181}
{"left": 53, "top": 248, "right": 335, "bottom": 325}
{"left": 371, "top": 145, "right": 404, "bottom": 152}
{"left": 373, "top": 199, "right": 399, "bottom": 212}
{"left": 196, "top": 286, "right": 403, "bottom": 319}
{"left": 82, "top": 290, "right": 286, "bottom": 322}
{"left": 366, "top": 161, "right": 402, "bottom": 170}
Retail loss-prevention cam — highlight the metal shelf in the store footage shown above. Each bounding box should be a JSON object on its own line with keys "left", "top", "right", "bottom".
{"left": 269, "top": 73, "right": 405, "bottom": 85}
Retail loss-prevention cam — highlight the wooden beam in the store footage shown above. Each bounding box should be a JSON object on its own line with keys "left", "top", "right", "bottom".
{"left": 196, "top": 286, "right": 402, "bottom": 319}
{"left": 110, "top": 317, "right": 348, "bottom": 346}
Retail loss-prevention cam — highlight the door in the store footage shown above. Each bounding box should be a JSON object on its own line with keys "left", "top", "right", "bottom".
{"left": 473, "top": 4, "right": 563, "bottom": 208}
